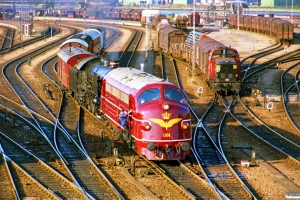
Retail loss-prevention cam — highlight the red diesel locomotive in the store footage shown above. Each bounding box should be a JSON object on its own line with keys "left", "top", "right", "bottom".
{"left": 57, "top": 46, "right": 192, "bottom": 161}
{"left": 194, "top": 36, "right": 242, "bottom": 93}
{"left": 157, "top": 19, "right": 242, "bottom": 93}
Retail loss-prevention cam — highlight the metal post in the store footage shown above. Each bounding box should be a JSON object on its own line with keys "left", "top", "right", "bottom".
{"left": 237, "top": 2, "right": 239, "bottom": 34}
{"left": 292, "top": 0, "right": 293, "bottom": 24}
{"left": 44, "top": 0, "right": 46, "bottom": 41}
{"left": 21, "top": 0, "right": 23, "bottom": 49}
{"left": 257, "top": 0, "right": 258, "bottom": 15}
{"left": 192, "top": 0, "right": 195, "bottom": 76}
{"left": 59, "top": 0, "right": 61, "bottom": 34}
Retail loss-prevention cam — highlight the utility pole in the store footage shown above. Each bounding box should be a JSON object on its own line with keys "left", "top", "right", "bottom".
{"left": 44, "top": 0, "right": 46, "bottom": 41}
{"left": 20, "top": 0, "right": 23, "bottom": 49}
{"left": 192, "top": 0, "right": 195, "bottom": 76}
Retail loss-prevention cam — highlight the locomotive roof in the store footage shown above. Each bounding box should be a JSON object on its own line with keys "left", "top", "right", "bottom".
{"left": 196, "top": 38, "right": 227, "bottom": 53}
{"left": 60, "top": 37, "right": 90, "bottom": 48}
{"left": 57, "top": 47, "right": 93, "bottom": 63}
{"left": 105, "top": 67, "right": 167, "bottom": 90}
{"left": 80, "top": 29, "right": 101, "bottom": 40}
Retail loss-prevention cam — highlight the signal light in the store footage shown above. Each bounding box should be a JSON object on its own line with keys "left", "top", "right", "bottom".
{"left": 181, "top": 121, "right": 189, "bottom": 130}
{"left": 141, "top": 122, "right": 151, "bottom": 131}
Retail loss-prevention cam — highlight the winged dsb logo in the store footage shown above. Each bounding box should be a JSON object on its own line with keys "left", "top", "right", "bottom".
{"left": 149, "top": 112, "right": 182, "bottom": 130}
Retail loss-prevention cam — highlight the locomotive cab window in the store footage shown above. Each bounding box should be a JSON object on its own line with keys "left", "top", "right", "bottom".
{"left": 164, "top": 88, "right": 187, "bottom": 104}
{"left": 212, "top": 50, "right": 222, "bottom": 58}
{"left": 137, "top": 88, "right": 161, "bottom": 105}
{"left": 226, "top": 50, "right": 236, "bottom": 58}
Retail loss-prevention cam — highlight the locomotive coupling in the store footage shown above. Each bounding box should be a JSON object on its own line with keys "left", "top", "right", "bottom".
{"left": 147, "top": 143, "right": 156, "bottom": 151}
{"left": 181, "top": 142, "right": 191, "bottom": 151}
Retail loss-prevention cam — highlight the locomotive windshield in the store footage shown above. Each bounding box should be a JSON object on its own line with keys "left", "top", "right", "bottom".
{"left": 212, "top": 50, "right": 222, "bottom": 58}
{"left": 138, "top": 88, "right": 161, "bottom": 105}
{"left": 137, "top": 87, "right": 187, "bottom": 105}
{"left": 164, "top": 88, "right": 187, "bottom": 103}
{"left": 212, "top": 49, "right": 237, "bottom": 58}
{"left": 226, "top": 49, "right": 237, "bottom": 58}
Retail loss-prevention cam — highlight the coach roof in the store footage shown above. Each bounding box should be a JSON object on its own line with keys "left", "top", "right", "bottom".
{"left": 80, "top": 28, "right": 101, "bottom": 40}
{"left": 57, "top": 47, "right": 93, "bottom": 63}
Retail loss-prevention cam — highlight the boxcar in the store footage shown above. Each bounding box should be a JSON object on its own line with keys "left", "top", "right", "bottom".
{"left": 131, "top": 9, "right": 143, "bottom": 21}
{"left": 229, "top": 14, "right": 238, "bottom": 28}
{"left": 251, "top": 16, "right": 263, "bottom": 32}
{"left": 121, "top": 9, "right": 132, "bottom": 20}
{"left": 272, "top": 19, "right": 293, "bottom": 41}
{"left": 238, "top": 15, "right": 246, "bottom": 30}
{"left": 244, "top": 16, "right": 254, "bottom": 31}
{"left": 258, "top": 17, "right": 268, "bottom": 33}
{"left": 110, "top": 9, "right": 122, "bottom": 19}
{"left": 102, "top": 8, "right": 112, "bottom": 19}
{"left": 158, "top": 27, "right": 187, "bottom": 54}
{"left": 265, "top": 18, "right": 278, "bottom": 35}
{"left": 57, "top": 47, "right": 93, "bottom": 89}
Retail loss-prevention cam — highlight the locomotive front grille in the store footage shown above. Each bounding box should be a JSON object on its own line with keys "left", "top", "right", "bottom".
{"left": 220, "top": 73, "right": 234, "bottom": 79}
{"left": 218, "top": 64, "right": 236, "bottom": 80}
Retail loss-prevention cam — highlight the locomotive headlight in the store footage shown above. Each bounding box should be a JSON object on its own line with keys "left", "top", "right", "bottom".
{"left": 141, "top": 122, "right": 151, "bottom": 131}
{"left": 181, "top": 121, "right": 189, "bottom": 130}
{"left": 235, "top": 74, "right": 238, "bottom": 77}
{"left": 163, "top": 104, "right": 169, "bottom": 110}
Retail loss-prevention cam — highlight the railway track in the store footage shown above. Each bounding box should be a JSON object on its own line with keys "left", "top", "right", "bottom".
{"left": 281, "top": 63, "right": 300, "bottom": 132}
{"left": 0, "top": 25, "right": 127, "bottom": 199}
{"left": 0, "top": 16, "right": 298, "bottom": 198}
{"left": 217, "top": 94, "right": 300, "bottom": 195}
{"left": 0, "top": 130, "right": 84, "bottom": 199}
{"left": 0, "top": 24, "right": 59, "bottom": 54}
{"left": 158, "top": 52, "right": 227, "bottom": 199}
{"left": 160, "top": 47, "right": 259, "bottom": 199}
{"left": 0, "top": 26, "right": 14, "bottom": 50}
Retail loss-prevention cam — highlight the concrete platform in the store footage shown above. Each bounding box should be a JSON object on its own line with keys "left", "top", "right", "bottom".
{"left": 207, "top": 27, "right": 276, "bottom": 60}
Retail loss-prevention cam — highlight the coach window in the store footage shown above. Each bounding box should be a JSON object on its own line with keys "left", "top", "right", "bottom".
{"left": 164, "top": 88, "right": 187, "bottom": 104}
{"left": 137, "top": 88, "right": 161, "bottom": 105}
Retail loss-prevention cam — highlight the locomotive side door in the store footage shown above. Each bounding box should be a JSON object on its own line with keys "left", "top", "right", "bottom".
{"left": 128, "top": 95, "right": 134, "bottom": 133}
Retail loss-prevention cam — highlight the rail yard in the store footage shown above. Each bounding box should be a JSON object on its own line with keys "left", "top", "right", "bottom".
{"left": 0, "top": 12, "right": 300, "bottom": 200}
